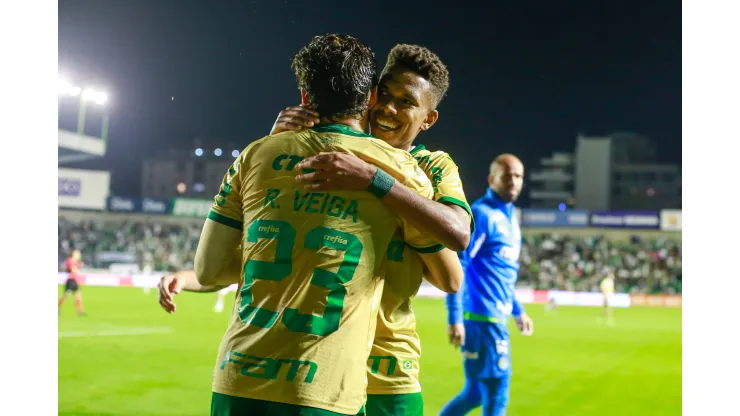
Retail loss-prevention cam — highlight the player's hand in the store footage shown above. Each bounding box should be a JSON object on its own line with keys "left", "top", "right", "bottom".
{"left": 158, "top": 273, "right": 185, "bottom": 314}
{"left": 269, "top": 105, "right": 321, "bottom": 135}
{"left": 295, "top": 152, "right": 377, "bottom": 191}
{"left": 515, "top": 314, "right": 534, "bottom": 336}
{"left": 448, "top": 323, "right": 465, "bottom": 349}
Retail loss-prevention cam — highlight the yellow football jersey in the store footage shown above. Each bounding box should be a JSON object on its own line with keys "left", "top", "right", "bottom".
{"left": 411, "top": 145, "right": 472, "bottom": 223}
{"left": 208, "top": 124, "right": 441, "bottom": 414}
{"left": 367, "top": 145, "right": 472, "bottom": 395}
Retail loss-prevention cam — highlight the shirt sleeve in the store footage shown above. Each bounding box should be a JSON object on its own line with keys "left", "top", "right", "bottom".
{"left": 398, "top": 163, "right": 445, "bottom": 253}
{"left": 207, "top": 158, "right": 245, "bottom": 231}
{"left": 426, "top": 153, "right": 474, "bottom": 231}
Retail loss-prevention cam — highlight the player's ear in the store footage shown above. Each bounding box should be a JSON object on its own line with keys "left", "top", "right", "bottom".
{"left": 420, "top": 109, "right": 439, "bottom": 131}
{"left": 300, "top": 89, "right": 310, "bottom": 106}
{"left": 367, "top": 87, "right": 378, "bottom": 108}
{"left": 487, "top": 174, "right": 495, "bottom": 188}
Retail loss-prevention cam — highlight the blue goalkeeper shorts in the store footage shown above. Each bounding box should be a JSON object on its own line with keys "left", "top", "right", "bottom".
{"left": 462, "top": 320, "right": 512, "bottom": 381}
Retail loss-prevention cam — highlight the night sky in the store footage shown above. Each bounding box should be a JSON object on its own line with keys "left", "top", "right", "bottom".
{"left": 58, "top": 0, "right": 681, "bottom": 205}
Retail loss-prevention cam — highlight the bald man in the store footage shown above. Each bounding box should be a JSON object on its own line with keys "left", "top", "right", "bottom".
{"left": 441, "top": 154, "right": 534, "bottom": 416}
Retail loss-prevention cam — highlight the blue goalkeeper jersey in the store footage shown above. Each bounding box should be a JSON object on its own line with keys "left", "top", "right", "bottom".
{"left": 446, "top": 188, "right": 524, "bottom": 325}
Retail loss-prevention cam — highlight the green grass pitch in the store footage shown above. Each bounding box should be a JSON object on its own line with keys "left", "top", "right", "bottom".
{"left": 58, "top": 287, "right": 681, "bottom": 415}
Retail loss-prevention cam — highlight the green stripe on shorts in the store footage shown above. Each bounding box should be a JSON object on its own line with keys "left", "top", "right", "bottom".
{"left": 211, "top": 392, "right": 364, "bottom": 416}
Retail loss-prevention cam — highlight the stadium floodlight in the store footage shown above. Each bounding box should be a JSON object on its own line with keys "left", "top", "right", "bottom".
{"left": 59, "top": 73, "right": 111, "bottom": 143}
{"left": 59, "top": 76, "right": 108, "bottom": 105}
{"left": 58, "top": 77, "right": 82, "bottom": 97}
{"left": 214, "top": 148, "right": 223, "bottom": 156}
{"left": 195, "top": 148, "right": 204, "bottom": 156}
{"left": 231, "top": 149, "right": 239, "bottom": 158}
{"left": 82, "top": 88, "right": 108, "bottom": 106}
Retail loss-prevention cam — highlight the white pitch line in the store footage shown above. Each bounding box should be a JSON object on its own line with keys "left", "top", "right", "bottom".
{"left": 58, "top": 327, "right": 173, "bottom": 338}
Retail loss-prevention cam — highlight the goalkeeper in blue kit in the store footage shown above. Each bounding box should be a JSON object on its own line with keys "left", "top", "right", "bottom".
{"left": 441, "top": 154, "right": 534, "bottom": 416}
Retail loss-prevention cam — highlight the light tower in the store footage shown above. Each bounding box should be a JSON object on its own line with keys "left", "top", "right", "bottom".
{"left": 58, "top": 74, "right": 110, "bottom": 164}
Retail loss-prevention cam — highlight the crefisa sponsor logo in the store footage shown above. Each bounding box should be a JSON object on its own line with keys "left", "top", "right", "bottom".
{"left": 59, "top": 178, "right": 82, "bottom": 196}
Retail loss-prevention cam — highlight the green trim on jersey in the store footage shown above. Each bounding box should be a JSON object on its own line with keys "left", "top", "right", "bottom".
{"left": 312, "top": 123, "right": 373, "bottom": 138}
{"left": 365, "top": 392, "right": 423, "bottom": 416}
{"left": 437, "top": 195, "right": 475, "bottom": 232}
{"left": 412, "top": 146, "right": 475, "bottom": 234}
{"left": 409, "top": 243, "right": 445, "bottom": 253}
{"left": 208, "top": 210, "right": 243, "bottom": 231}
{"left": 408, "top": 144, "right": 425, "bottom": 155}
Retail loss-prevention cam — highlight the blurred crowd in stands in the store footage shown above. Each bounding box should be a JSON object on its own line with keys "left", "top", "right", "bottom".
{"left": 59, "top": 215, "right": 681, "bottom": 294}
{"left": 519, "top": 233, "right": 681, "bottom": 294}
{"left": 58, "top": 216, "right": 200, "bottom": 273}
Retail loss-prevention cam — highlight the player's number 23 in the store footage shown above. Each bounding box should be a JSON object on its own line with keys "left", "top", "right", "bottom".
{"left": 239, "top": 219, "right": 362, "bottom": 337}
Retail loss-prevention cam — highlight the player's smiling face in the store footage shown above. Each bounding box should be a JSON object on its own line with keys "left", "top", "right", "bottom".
{"left": 369, "top": 68, "right": 438, "bottom": 151}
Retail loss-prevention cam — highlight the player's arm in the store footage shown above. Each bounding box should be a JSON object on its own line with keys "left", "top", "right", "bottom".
{"left": 418, "top": 248, "right": 463, "bottom": 294}
{"left": 295, "top": 153, "right": 470, "bottom": 251}
{"left": 172, "top": 266, "right": 238, "bottom": 293}
{"left": 176, "top": 269, "right": 229, "bottom": 292}
{"left": 377, "top": 177, "right": 469, "bottom": 252}
{"left": 158, "top": 269, "right": 230, "bottom": 314}
{"left": 513, "top": 294, "right": 533, "bottom": 336}
{"left": 443, "top": 249, "right": 469, "bottom": 347}
{"left": 399, "top": 216, "right": 464, "bottom": 294}
{"left": 512, "top": 296, "right": 526, "bottom": 317}
{"left": 446, "top": 205, "right": 487, "bottom": 325}
{"left": 445, "top": 251, "right": 467, "bottom": 325}
{"left": 269, "top": 105, "right": 320, "bottom": 135}
{"left": 195, "top": 220, "right": 242, "bottom": 286}
{"left": 195, "top": 159, "right": 245, "bottom": 287}
{"left": 270, "top": 106, "right": 472, "bottom": 249}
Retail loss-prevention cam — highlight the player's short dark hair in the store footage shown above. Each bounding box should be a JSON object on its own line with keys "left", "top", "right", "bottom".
{"left": 292, "top": 34, "right": 377, "bottom": 118}
{"left": 381, "top": 44, "right": 450, "bottom": 107}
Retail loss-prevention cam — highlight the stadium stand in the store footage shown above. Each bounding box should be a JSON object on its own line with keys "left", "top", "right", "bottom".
{"left": 519, "top": 233, "right": 681, "bottom": 294}
{"left": 58, "top": 211, "right": 681, "bottom": 294}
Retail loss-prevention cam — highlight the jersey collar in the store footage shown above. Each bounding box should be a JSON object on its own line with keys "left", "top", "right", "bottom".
{"left": 485, "top": 188, "right": 515, "bottom": 217}
{"left": 312, "top": 123, "right": 373, "bottom": 138}
{"left": 409, "top": 144, "right": 426, "bottom": 155}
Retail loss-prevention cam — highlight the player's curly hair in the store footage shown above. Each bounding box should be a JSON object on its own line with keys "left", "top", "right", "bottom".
{"left": 381, "top": 44, "right": 450, "bottom": 107}
{"left": 292, "top": 34, "right": 378, "bottom": 118}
